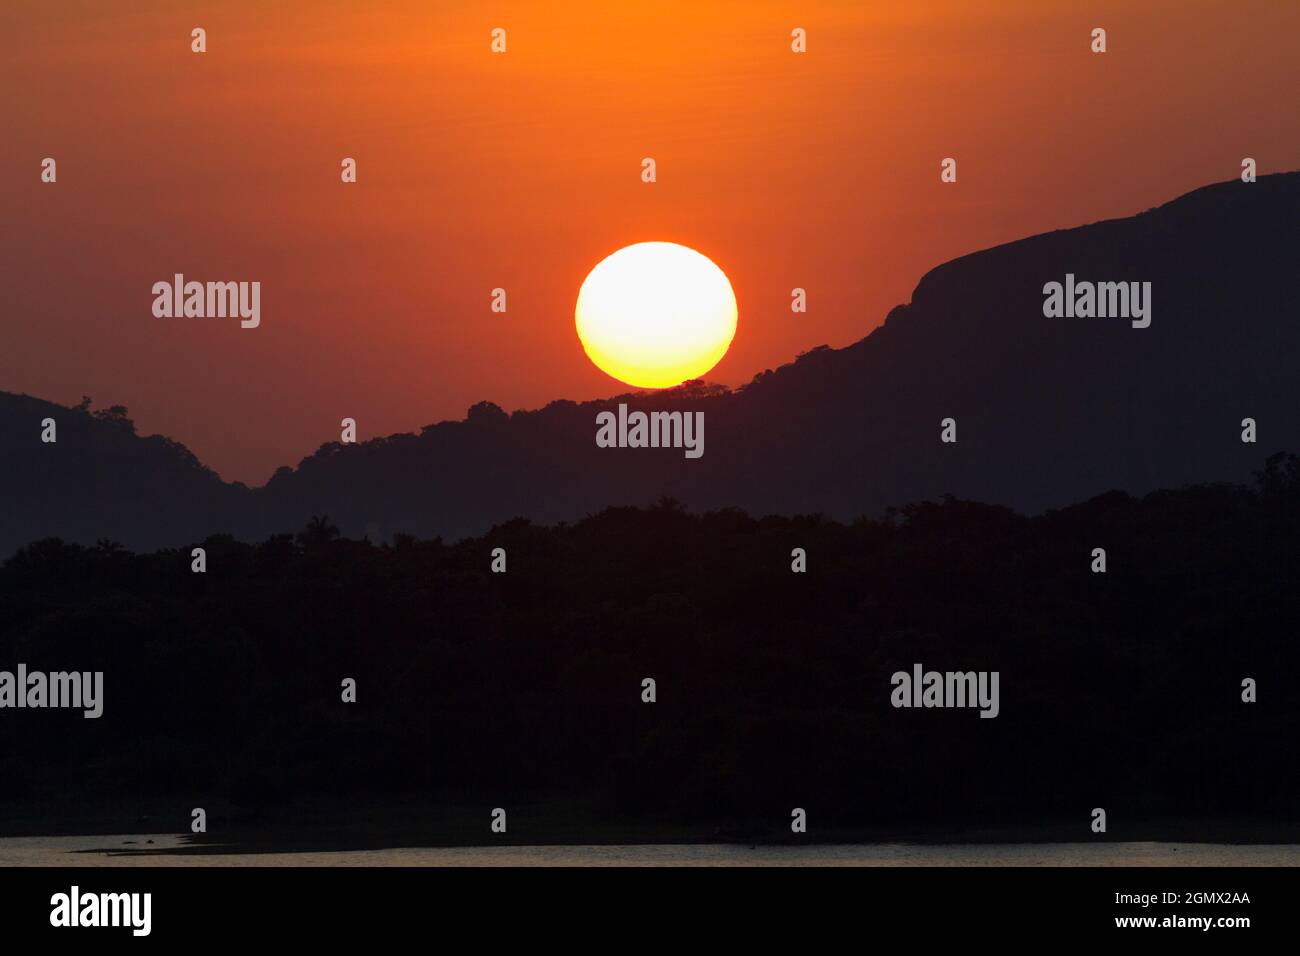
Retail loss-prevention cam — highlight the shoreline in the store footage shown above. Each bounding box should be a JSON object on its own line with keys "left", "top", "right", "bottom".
{"left": 4, "top": 808, "right": 1299, "bottom": 854}
{"left": 6, "top": 795, "right": 1298, "bottom": 854}
{"left": 1, "top": 835, "right": 1297, "bottom": 868}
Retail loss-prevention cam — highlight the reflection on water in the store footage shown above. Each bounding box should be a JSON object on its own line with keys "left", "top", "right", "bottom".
{"left": 2, "top": 835, "right": 1298, "bottom": 867}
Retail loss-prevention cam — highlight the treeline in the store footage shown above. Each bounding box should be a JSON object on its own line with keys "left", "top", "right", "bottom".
{"left": 2, "top": 454, "right": 1299, "bottom": 837}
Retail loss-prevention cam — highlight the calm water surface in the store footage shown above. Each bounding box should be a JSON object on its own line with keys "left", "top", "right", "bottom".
{"left": 2, "top": 836, "right": 1297, "bottom": 866}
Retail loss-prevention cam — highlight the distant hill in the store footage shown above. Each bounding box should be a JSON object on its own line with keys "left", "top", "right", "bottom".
{"left": 3, "top": 172, "right": 1297, "bottom": 553}
{"left": 0, "top": 394, "right": 251, "bottom": 553}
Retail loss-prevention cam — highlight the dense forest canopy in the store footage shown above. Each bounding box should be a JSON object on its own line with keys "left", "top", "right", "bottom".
{"left": 2, "top": 455, "right": 1297, "bottom": 840}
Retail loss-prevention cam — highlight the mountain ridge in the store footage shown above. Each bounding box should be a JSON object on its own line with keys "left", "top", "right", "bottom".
{"left": 3, "top": 171, "right": 1297, "bottom": 553}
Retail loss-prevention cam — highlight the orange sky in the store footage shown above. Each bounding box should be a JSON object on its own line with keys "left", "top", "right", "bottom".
{"left": 3, "top": 0, "right": 1297, "bottom": 484}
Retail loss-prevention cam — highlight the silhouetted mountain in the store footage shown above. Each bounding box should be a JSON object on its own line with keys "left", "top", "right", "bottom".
{"left": 3, "top": 173, "right": 1297, "bottom": 553}
{"left": 0, "top": 393, "right": 251, "bottom": 553}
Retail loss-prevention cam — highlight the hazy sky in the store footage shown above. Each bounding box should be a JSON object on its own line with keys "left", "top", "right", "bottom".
{"left": 3, "top": 0, "right": 1297, "bottom": 484}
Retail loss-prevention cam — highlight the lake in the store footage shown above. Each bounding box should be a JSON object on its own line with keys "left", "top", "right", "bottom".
{"left": 2, "top": 835, "right": 1298, "bottom": 866}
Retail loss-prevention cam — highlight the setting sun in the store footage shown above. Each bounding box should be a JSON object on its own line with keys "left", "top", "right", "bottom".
{"left": 575, "top": 242, "right": 738, "bottom": 388}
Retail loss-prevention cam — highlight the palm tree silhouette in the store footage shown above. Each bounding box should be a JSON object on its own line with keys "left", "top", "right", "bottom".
{"left": 296, "top": 514, "right": 341, "bottom": 549}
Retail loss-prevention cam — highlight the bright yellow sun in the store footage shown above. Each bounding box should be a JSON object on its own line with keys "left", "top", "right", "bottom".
{"left": 575, "top": 241, "right": 738, "bottom": 388}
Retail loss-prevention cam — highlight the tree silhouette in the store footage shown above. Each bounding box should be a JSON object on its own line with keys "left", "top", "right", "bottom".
{"left": 296, "top": 514, "right": 341, "bottom": 549}
{"left": 0, "top": 472, "right": 1296, "bottom": 840}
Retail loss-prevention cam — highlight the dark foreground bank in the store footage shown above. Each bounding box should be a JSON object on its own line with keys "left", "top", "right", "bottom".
{"left": 4, "top": 456, "right": 1300, "bottom": 839}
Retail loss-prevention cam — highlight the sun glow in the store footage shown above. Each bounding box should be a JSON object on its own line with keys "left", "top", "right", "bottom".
{"left": 575, "top": 242, "right": 738, "bottom": 388}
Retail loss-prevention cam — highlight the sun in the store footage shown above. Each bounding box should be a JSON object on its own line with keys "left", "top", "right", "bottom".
{"left": 575, "top": 241, "right": 738, "bottom": 388}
